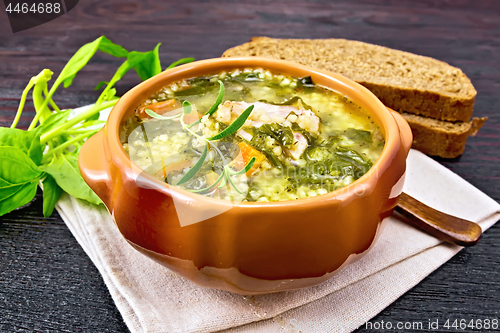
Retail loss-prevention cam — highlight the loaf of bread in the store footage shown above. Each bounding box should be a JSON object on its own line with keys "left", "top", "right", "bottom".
{"left": 222, "top": 37, "right": 486, "bottom": 158}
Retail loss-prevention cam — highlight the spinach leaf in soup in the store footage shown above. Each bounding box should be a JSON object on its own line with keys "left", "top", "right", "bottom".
{"left": 345, "top": 128, "right": 373, "bottom": 144}
{"left": 334, "top": 146, "right": 373, "bottom": 179}
{"left": 174, "top": 77, "right": 216, "bottom": 97}
{"left": 259, "top": 123, "right": 294, "bottom": 148}
{"left": 268, "top": 96, "right": 314, "bottom": 111}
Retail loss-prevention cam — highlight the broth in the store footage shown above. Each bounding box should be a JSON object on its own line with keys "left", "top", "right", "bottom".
{"left": 121, "top": 68, "right": 384, "bottom": 202}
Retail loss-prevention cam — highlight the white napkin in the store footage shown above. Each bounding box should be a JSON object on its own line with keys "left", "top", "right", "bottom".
{"left": 57, "top": 149, "right": 500, "bottom": 333}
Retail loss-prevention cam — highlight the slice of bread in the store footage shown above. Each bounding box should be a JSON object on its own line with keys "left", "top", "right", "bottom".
{"left": 222, "top": 37, "right": 486, "bottom": 158}
{"left": 401, "top": 113, "right": 486, "bottom": 158}
{"left": 223, "top": 37, "right": 477, "bottom": 122}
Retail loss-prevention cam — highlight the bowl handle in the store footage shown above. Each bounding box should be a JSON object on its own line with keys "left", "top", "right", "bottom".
{"left": 388, "top": 108, "right": 413, "bottom": 156}
{"left": 78, "top": 129, "right": 113, "bottom": 209}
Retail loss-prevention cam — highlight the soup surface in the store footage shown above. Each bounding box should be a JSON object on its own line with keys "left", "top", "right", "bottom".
{"left": 121, "top": 68, "right": 384, "bottom": 202}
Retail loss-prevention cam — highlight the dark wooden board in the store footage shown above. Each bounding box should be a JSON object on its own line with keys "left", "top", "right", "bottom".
{"left": 1, "top": 1, "right": 499, "bottom": 332}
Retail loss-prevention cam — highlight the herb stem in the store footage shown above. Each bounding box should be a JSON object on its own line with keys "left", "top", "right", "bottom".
{"left": 218, "top": 176, "right": 227, "bottom": 188}
{"left": 32, "top": 80, "right": 54, "bottom": 125}
{"left": 226, "top": 167, "right": 243, "bottom": 194}
{"left": 179, "top": 113, "right": 227, "bottom": 168}
{"left": 189, "top": 172, "right": 224, "bottom": 193}
{"left": 96, "top": 60, "right": 129, "bottom": 105}
{"left": 145, "top": 108, "right": 182, "bottom": 120}
{"left": 11, "top": 78, "right": 35, "bottom": 129}
{"left": 228, "top": 157, "right": 256, "bottom": 175}
{"left": 176, "top": 143, "right": 208, "bottom": 186}
{"left": 27, "top": 82, "right": 58, "bottom": 131}
{"left": 62, "top": 129, "right": 100, "bottom": 135}
{"left": 41, "top": 130, "right": 99, "bottom": 164}
{"left": 179, "top": 112, "right": 204, "bottom": 140}
{"left": 73, "top": 120, "right": 105, "bottom": 130}
{"left": 40, "top": 100, "right": 116, "bottom": 144}
{"left": 187, "top": 80, "right": 224, "bottom": 128}
{"left": 44, "top": 86, "right": 61, "bottom": 112}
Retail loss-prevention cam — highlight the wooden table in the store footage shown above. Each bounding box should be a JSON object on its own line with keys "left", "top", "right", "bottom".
{"left": 1, "top": 1, "right": 499, "bottom": 331}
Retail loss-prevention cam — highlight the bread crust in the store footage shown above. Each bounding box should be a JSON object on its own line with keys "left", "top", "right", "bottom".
{"left": 360, "top": 82, "right": 475, "bottom": 122}
{"left": 223, "top": 37, "right": 477, "bottom": 122}
{"left": 401, "top": 114, "right": 487, "bottom": 158}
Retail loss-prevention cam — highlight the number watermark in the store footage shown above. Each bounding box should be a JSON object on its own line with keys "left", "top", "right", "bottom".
{"left": 3, "top": 0, "right": 79, "bottom": 32}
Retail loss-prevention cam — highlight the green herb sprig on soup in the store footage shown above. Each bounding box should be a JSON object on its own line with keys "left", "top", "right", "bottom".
{"left": 121, "top": 68, "right": 385, "bottom": 202}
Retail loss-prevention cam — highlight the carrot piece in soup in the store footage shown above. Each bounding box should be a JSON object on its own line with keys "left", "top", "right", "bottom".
{"left": 237, "top": 142, "right": 266, "bottom": 176}
{"left": 138, "top": 99, "right": 180, "bottom": 119}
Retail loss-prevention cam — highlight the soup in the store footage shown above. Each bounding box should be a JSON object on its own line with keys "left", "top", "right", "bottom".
{"left": 120, "top": 68, "right": 384, "bottom": 202}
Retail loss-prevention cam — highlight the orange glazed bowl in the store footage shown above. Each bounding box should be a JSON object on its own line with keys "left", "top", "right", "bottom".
{"left": 79, "top": 57, "right": 412, "bottom": 295}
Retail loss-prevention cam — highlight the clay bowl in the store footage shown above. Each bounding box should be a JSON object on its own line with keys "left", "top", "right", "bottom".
{"left": 79, "top": 57, "right": 412, "bottom": 295}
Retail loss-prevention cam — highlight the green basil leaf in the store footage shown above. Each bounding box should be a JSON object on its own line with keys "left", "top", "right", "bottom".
{"left": 127, "top": 43, "right": 162, "bottom": 81}
{"left": 0, "top": 127, "right": 43, "bottom": 165}
{"left": 97, "top": 36, "right": 129, "bottom": 58}
{"left": 55, "top": 37, "right": 107, "bottom": 89}
{"left": 40, "top": 154, "right": 102, "bottom": 205}
{"left": 209, "top": 105, "right": 254, "bottom": 141}
{"left": 176, "top": 143, "right": 208, "bottom": 186}
{"left": 0, "top": 147, "right": 42, "bottom": 216}
{"left": 166, "top": 57, "right": 195, "bottom": 70}
{"left": 42, "top": 174, "right": 62, "bottom": 217}
{"left": 0, "top": 182, "right": 38, "bottom": 217}
{"left": 0, "top": 146, "right": 43, "bottom": 187}
{"left": 97, "top": 46, "right": 161, "bottom": 103}
{"left": 56, "top": 36, "right": 130, "bottom": 89}
{"left": 0, "top": 183, "right": 24, "bottom": 199}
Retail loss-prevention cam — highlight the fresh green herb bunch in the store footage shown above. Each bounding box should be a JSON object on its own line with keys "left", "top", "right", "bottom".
{"left": 0, "top": 36, "right": 193, "bottom": 217}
